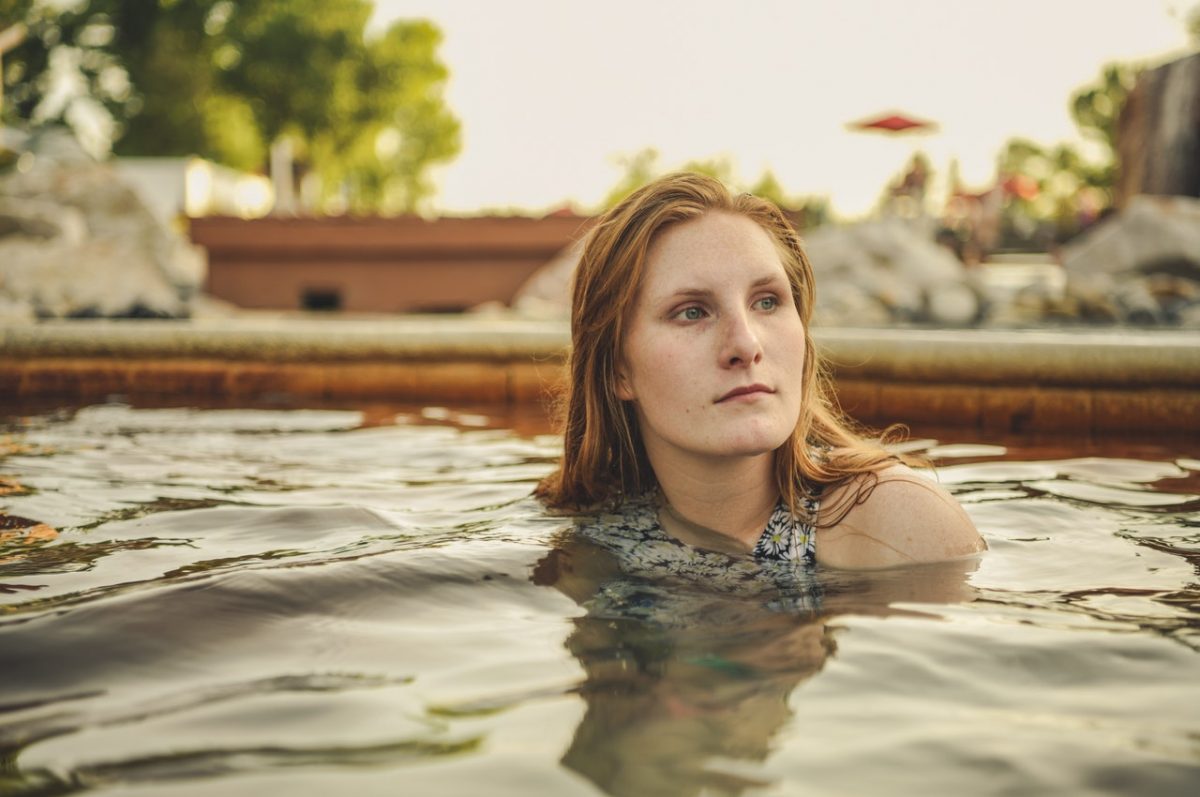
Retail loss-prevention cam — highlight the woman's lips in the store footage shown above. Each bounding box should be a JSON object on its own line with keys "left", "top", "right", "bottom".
{"left": 716, "top": 384, "right": 774, "bottom": 403}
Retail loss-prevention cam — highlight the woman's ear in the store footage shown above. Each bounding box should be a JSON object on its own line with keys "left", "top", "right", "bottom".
{"left": 615, "top": 363, "right": 635, "bottom": 401}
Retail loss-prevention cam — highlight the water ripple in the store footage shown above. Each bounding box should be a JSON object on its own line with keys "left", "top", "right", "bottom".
{"left": 0, "top": 404, "right": 1196, "bottom": 796}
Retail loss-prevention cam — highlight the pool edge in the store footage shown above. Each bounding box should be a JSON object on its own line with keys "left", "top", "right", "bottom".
{"left": 3, "top": 320, "right": 1198, "bottom": 435}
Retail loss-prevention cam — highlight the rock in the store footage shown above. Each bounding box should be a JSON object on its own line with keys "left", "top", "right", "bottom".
{"left": 0, "top": 293, "right": 35, "bottom": 323}
{"left": 0, "top": 127, "right": 206, "bottom": 319}
{"left": 985, "top": 276, "right": 1074, "bottom": 327}
{"left": 512, "top": 238, "right": 581, "bottom": 319}
{"left": 1146, "top": 274, "right": 1200, "bottom": 324}
{"left": 813, "top": 281, "right": 891, "bottom": 327}
{"left": 1176, "top": 301, "right": 1200, "bottom": 328}
{"left": 189, "top": 293, "right": 240, "bottom": 320}
{"left": 1060, "top": 195, "right": 1200, "bottom": 325}
{"left": 926, "top": 282, "right": 979, "bottom": 325}
{"left": 1061, "top": 195, "right": 1200, "bottom": 279}
{"left": 801, "top": 218, "right": 980, "bottom": 326}
{"left": 1112, "top": 279, "right": 1164, "bottom": 326}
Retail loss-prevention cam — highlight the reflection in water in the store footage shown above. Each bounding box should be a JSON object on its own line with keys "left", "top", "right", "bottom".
{"left": 536, "top": 532, "right": 978, "bottom": 797}
{"left": 0, "top": 405, "right": 1197, "bottom": 795}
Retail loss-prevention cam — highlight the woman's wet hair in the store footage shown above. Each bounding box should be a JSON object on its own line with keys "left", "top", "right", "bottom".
{"left": 535, "top": 172, "right": 901, "bottom": 521}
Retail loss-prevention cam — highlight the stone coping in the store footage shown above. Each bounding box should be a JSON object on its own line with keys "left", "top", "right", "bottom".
{"left": 3, "top": 318, "right": 1198, "bottom": 389}
{"left": 813, "top": 327, "right": 1200, "bottom": 387}
{"left": 1, "top": 317, "right": 570, "bottom": 362}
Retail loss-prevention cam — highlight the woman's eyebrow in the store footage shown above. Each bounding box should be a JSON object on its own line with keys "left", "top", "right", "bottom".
{"left": 665, "top": 287, "right": 714, "bottom": 300}
{"left": 751, "top": 273, "right": 787, "bottom": 288}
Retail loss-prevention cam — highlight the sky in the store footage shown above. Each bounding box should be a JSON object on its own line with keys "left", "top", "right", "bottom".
{"left": 370, "top": 0, "right": 1195, "bottom": 219}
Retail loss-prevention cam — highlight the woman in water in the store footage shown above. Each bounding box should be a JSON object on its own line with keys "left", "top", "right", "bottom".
{"left": 535, "top": 172, "right": 984, "bottom": 570}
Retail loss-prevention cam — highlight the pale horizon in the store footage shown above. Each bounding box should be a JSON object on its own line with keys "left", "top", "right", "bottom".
{"left": 372, "top": 0, "right": 1195, "bottom": 219}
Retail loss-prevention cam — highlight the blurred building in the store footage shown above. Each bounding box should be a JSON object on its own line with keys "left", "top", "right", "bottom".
{"left": 188, "top": 213, "right": 592, "bottom": 314}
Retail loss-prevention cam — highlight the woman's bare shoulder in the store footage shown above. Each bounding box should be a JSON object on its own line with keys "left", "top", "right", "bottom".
{"left": 815, "top": 463, "right": 986, "bottom": 570}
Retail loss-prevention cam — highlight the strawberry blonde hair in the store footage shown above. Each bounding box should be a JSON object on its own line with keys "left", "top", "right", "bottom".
{"left": 535, "top": 172, "right": 899, "bottom": 520}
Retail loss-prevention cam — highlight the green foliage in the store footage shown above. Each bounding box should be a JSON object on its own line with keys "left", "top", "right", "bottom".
{"left": 0, "top": 1, "right": 36, "bottom": 34}
{"left": 104, "top": 0, "right": 217, "bottom": 158}
{"left": 200, "top": 93, "right": 267, "bottom": 172}
{"left": 2, "top": 0, "right": 461, "bottom": 213}
{"left": 679, "top": 154, "right": 735, "bottom": 183}
{"left": 324, "top": 19, "right": 461, "bottom": 213}
{"left": 1069, "top": 62, "right": 1138, "bottom": 153}
{"left": 600, "top": 147, "right": 662, "bottom": 208}
{"left": 746, "top": 170, "right": 788, "bottom": 207}
{"left": 599, "top": 148, "right": 830, "bottom": 226}
{"left": 998, "top": 136, "right": 1110, "bottom": 240}
{"left": 1, "top": 0, "right": 134, "bottom": 153}
{"left": 747, "top": 169, "right": 830, "bottom": 227}
{"left": 995, "top": 61, "right": 1141, "bottom": 244}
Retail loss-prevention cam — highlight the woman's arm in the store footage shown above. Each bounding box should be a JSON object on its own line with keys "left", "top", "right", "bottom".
{"left": 815, "top": 464, "right": 985, "bottom": 570}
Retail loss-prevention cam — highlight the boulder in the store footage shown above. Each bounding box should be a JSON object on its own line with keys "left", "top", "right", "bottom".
{"left": 815, "top": 280, "right": 892, "bottom": 327}
{"left": 1061, "top": 195, "right": 1200, "bottom": 279}
{"left": 0, "top": 127, "right": 206, "bottom": 319}
{"left": 1060, "top": 194, "right": 1200, "bottom": 326}
{"left": 800, "top": 217, "right": 981, "bottom": 326}
{"left": 512, "top": 237, "right": 581, "bottom": 319}
{"left": 926, "top": 282, "right": 980, "bottom": 326}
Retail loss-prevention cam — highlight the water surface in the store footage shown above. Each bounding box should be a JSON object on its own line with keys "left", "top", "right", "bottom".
{"left": 0, "top": 405, "right": 1197, "bottom": 796}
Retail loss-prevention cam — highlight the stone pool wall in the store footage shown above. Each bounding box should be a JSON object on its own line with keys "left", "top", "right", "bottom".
{"left": 2, "top": 319, "right": 1198, "bottom": 436}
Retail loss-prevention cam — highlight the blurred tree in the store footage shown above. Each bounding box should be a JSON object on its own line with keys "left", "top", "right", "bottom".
{"left": 992, "top": 61, "right": 1141, "bottom": 246}
{"left": 680, "top": 154, "right": 735, "bottom": 183}
{"left": 600, "top": 150, "right": 829, "bottom": 226}
{"left": 747, "top": 169, "right": 830, "bottom": 227}
{"left": 0, "top": 0, "right": 32, "bottom": 23}
{"left": 600, "top": 147, "right": 662, "bottom": 208}
{"left": 320, "top": 18, "right": 461, "bottom": 213}
{"left": 1184, "top": 1, "right": 1200, "bottom": 42}
{"left": 747, "top": 170, "right": 788, "bottom": 207}
{"left": 997, "top": 137, "right": 1110, "bottom": 243}
{"left": 105, "top": 0, "right": 245, "bottom": 163}
{"left": 2, "top": 0, "right": 460, "bottom": 213}
{"left": 1, "top": 0, "right": 134, "bottom": 156}
{"left": 1069, "top": 61, "right": 1138, "bottom": 191}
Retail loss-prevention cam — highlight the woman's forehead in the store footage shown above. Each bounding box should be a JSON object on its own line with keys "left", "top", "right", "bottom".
{"left": 641, "top": 212, "right": 788, "bottom": 290}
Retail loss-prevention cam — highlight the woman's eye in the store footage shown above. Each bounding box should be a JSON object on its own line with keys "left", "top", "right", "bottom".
{"left": 676, "top": 306, "right": 706, "bottom": 321}
{"left": 756, "top": 296, "right": 779, "bottom": 311}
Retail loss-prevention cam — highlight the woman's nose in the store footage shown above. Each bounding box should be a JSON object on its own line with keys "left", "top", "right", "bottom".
{"left": 721, "top": 312, "right": 763, "bottom": 367}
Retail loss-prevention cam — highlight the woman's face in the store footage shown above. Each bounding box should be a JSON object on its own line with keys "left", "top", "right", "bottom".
{"left": 617, "top": 211, "right": 807, "bottom": 467}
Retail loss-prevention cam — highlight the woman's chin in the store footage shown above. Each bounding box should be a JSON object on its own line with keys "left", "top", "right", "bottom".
{"left": 714, "top": 428, "right": 792, "bottom": 458}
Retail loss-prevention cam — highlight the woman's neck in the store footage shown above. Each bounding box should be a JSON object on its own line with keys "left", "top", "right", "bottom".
{"left": 650, "top": 451, "right": 778, "bottom": 549}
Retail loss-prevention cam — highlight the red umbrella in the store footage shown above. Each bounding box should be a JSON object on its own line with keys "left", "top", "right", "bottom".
{"left": 847, "top": 111, "right": 938, "bottom": 135}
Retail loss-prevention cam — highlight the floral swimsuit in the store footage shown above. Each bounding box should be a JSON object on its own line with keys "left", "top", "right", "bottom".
{"left": 572, "top": 488, "right": 825, "bottom": 623}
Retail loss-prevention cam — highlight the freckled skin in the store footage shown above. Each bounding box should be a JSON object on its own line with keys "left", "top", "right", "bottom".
{"left": 617, "top": 212, "right": 806, "bottom": 468}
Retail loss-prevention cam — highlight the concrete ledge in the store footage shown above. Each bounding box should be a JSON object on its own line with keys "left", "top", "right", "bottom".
{"left": 3, "top": 320, "right": 1198, "bottom": 434}
{"left": 818, "top": 328, "right": 1200, "bottom": 388}
{"left": 0, "top": 317, "right": 569, "bottom": 362}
